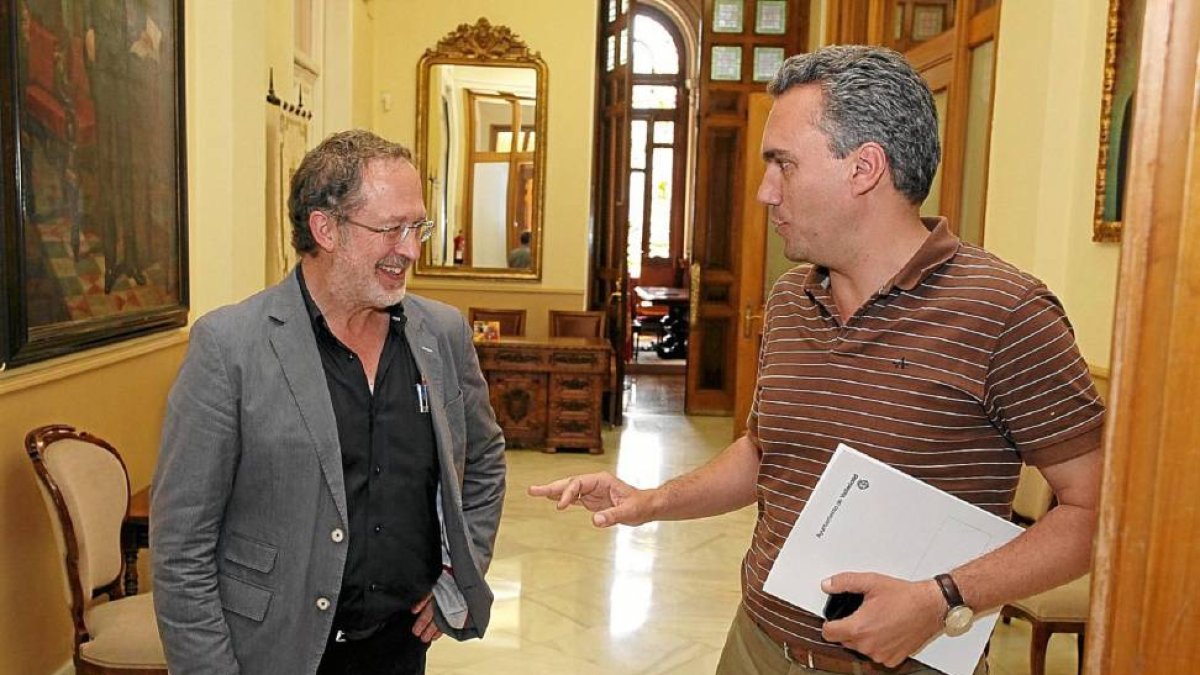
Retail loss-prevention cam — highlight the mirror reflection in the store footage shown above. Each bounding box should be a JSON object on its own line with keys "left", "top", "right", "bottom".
{"left": 416, "top": 20, "right": 547, "bottom": 279}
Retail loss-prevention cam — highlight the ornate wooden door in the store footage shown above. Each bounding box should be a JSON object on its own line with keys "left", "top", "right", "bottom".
{"left": 590, "top": 0, "right": 637, "bottom": 424}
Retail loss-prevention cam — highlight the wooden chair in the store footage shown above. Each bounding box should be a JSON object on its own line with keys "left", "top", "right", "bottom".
{"left": 25, "top": 424, "right": 167, "bottom": 674}
{"left": 468, "top": 307, "right": 527, "bottom": 337}
{"left": 549, "top": 310, "right": 606, "bottom": 338}
{"left": 1000, "top": 465, "right": 1085, "bottom": 675}
{"left": 1000, "top": 575, "right": 1089, "bottom": 675}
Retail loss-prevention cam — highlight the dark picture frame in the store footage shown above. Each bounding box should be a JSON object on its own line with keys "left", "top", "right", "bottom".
{"left": 1093, "top": 0, "right": 1144, "bottom": 243}
{"left": 1, "top": 0, "right": 188, "bottom": 368}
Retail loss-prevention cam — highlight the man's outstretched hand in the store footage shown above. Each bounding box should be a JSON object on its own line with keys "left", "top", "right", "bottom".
{"left": 527, "top": 472, "right": 658, "bottom": 527}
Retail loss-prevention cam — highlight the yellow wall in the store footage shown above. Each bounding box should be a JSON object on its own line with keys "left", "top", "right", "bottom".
{"left": 371, "top": 2, "right": 599, "bottom": 334}
{"left": 986, "top": 0, "right": 1120, "bottom": 369}
{"left": 0, "top": 1, "right": 282, "bottom": 670}
{"left": 0, "top": 338, "right": 188, "bottom": 674}
{"left": 353, "top": 0, "right": 377, "bottom": 128}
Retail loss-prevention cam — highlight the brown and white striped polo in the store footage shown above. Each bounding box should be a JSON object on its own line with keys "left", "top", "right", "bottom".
{"left": 742, "top": 218, "right": 1105, "bottom": 658}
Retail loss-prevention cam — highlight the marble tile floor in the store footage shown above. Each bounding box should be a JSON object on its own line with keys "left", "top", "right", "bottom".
{"left": 427, "top": 398, "right": 1082, "bottom": 675}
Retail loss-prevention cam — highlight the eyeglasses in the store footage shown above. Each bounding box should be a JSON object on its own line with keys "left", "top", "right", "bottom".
{"left": 337, "top": 214, "right": 435, "bottom": 243}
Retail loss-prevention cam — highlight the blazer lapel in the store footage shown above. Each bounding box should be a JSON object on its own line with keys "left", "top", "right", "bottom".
{"left": 266, "top": 272, "right": 348, "bottom": 525}
{"left": 404, "top": 303, "right": 459, "bottom": 490}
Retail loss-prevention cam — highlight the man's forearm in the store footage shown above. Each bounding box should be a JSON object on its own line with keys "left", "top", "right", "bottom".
{"left": 650, "top": 435, "right": 760, "bottom": 521}
{"left": 951, "top": 501, "right": 1095, "bottom": 612}
{"left": 951, "top": 449, "right": 1102, "bottom": 611}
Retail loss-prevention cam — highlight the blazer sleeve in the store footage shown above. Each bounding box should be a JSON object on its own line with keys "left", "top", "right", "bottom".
{"left": 151, "top": 317, "right": 243, "bottom": 674}
{"left": 453, "top": 313, "right": 507, "bottom": 572}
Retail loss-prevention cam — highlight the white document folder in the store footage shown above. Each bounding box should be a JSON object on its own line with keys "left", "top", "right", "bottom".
{"left": 762, "top": 443, "right": 1024, "bottom": 675}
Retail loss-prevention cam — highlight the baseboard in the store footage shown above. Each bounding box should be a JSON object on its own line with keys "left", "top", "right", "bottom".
{"left": 52, "top": 661, "right": 73, "bottom": 675}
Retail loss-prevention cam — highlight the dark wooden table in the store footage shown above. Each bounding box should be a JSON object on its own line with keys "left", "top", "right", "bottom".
{"left": 633, "top": 285, "right": 690, "bottom": 359}
{"left": 121, "top": 486, "right": 150, "bottom": 596}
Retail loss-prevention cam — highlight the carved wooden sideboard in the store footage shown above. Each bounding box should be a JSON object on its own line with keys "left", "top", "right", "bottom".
{"left": 475, "top": 336, "right": 611, "bottom": 453}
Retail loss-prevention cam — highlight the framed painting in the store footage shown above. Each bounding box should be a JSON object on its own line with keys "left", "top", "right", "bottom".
{"left": 1093, "top": 0, "right": 1145, "bottom": 243}
{"left": 1, "top": 0, "right": 188, "bottom": 368}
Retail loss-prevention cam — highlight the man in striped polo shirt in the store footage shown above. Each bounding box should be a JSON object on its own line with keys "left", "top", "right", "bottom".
{"left": 531, "top": 45, "right": 1103, "bottom": 675}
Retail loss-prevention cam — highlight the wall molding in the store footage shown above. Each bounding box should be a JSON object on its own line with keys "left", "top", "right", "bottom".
{"left": 0, "top": 329, "right": 189, "bottom": 398}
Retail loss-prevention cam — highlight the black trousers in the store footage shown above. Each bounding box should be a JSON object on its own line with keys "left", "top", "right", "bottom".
{"left": 317, "top": 611, "right": 430, "bottom": 675}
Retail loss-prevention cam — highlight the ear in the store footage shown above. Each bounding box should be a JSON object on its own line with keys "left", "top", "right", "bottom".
{"left": 309, "top": 210, "right": 339, "bottom": 253}
{"left": 848, "top": 142, "right": 888, "bottom": 196}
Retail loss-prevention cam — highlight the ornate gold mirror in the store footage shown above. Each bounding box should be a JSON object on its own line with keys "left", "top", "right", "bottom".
{"left": 415, "top": 18, "right": 548, "bottom": 280}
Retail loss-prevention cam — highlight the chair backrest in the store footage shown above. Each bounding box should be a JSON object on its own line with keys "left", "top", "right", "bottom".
{"left": 468, "top": 307, "right": 527, "bottom": 337}
{"left": 1011, "top": 463, "right": 1054, "bottom": 524}
{"left": 549, "top": 310, "right": 606, "bottom": 338}
{"left": 636, "top": 258, "right": 679, "bottom": 287}
{"left": 25, "top": 424, "right": 131, "bottom": 645}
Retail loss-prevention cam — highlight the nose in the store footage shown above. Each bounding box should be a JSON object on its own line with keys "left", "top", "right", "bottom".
{"left": 756, "top": 168, "right": 780, "bottom": 206}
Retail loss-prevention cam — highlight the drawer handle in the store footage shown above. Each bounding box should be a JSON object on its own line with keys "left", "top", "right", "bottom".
{"left": 557, "top": 419, "right": 590, "bottom": 433}
{"left": 496, "top": 351, "right": 541, "bottom": 364}
{"left": 557, "top": 377, "right": 590, "bottom": 390}
{"left": 552, "top": 353, "right": 596, "bottom": 366}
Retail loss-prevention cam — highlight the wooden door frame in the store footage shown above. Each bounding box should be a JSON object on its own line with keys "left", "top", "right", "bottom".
{"left": 731, "top": 93, "right": 773, "bottom": 439}
{"left": 1086, "top": 0, "right": 1200, "bottom": 671}
{"left": 589, "top": 0, "right": 637, "bottom": 426}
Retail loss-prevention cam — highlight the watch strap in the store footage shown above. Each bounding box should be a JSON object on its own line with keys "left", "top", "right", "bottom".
{"left": 934, "top": 573, "right": 966, "bottom": 609}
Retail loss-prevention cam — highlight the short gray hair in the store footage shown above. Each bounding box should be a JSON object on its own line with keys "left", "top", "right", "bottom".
{"left": 768, "top": 45, "right": 940, "bottom": 205}
{"left": 288, "top": 130, "right": 414, "bottom": 254}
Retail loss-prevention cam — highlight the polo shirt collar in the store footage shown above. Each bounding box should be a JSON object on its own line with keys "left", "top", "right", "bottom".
{"left": 800, "top": 216, "right": 960, "bottom": 294}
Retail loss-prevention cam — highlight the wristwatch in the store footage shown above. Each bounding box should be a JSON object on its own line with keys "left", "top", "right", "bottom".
{"left": 934, "top": 573, "right": 974, "bottom": 637}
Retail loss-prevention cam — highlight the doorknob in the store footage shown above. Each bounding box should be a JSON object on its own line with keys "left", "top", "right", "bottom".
{"left": 743, "top": 303, "right": 763, "bottom": 339}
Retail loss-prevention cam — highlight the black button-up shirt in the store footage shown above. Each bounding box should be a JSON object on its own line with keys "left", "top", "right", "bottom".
{"left": 298, "top": 268, "right": 441, "bottom": 631}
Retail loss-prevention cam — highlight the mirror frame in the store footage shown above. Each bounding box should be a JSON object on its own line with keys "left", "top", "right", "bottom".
{"left": 415, "top": 18, "right": 549, "bottom": 280}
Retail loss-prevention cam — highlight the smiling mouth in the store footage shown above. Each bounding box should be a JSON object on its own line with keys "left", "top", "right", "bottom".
{"left": 377, "top": 262, "right": 408, "bottom": 276}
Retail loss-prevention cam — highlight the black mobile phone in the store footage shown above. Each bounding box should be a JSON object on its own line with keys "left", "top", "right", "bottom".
{"left": 823, "top": 592, "right": 869, "bottom": 661}
{"left": 823, "top": 592, "right": 865, "bottom": 621}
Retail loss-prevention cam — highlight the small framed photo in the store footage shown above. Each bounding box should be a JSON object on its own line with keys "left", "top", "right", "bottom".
{"left": 710, "top": 45, "right": 743, "bottom": 82}
{"left": 473, "top": 320, "right": 502, "bottom": 342}
{"left": 713, "top": 0, "right": 744, "bottom": 33}
{"left": 753, "top": 47, "right": 786, "bottom": 83}
{"left": 755, "top": 0, "right": 788, "bottom": 35}
{"left": 912, "top": 4, "right": 947, "bottom": 41}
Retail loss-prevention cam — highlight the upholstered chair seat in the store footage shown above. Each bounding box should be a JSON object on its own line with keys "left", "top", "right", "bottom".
{"left": 81, "top": 593, "right": 167, "bottom": 669}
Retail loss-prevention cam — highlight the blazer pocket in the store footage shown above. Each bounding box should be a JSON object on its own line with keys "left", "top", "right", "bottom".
{"left": 219, "top": 573, "right": 273, "bottom": 622}
{"left": 223, "top": 532, "right": 278, "bottom": 574}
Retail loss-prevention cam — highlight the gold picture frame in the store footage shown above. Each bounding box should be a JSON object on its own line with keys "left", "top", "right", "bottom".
{"left": 1092, "top": 0, "right": 1145, "bottom": 243}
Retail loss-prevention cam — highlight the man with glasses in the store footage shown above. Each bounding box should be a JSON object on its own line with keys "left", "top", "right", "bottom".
{"left": 152, "top": 130, "right": 506, "bottom": 675}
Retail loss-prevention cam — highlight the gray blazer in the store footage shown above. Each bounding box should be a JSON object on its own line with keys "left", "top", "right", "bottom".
{"left": 151, "top": 271, "right": 506, "bottom": 675}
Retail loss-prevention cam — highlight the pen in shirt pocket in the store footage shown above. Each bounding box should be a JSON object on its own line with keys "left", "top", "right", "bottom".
{"left": 416, "top": 377, "right": 431, "bottom": 414}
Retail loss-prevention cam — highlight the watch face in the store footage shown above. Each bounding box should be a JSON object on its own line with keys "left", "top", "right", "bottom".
{"left": 944, "top": 606, "right": 974, "bottom": 637}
